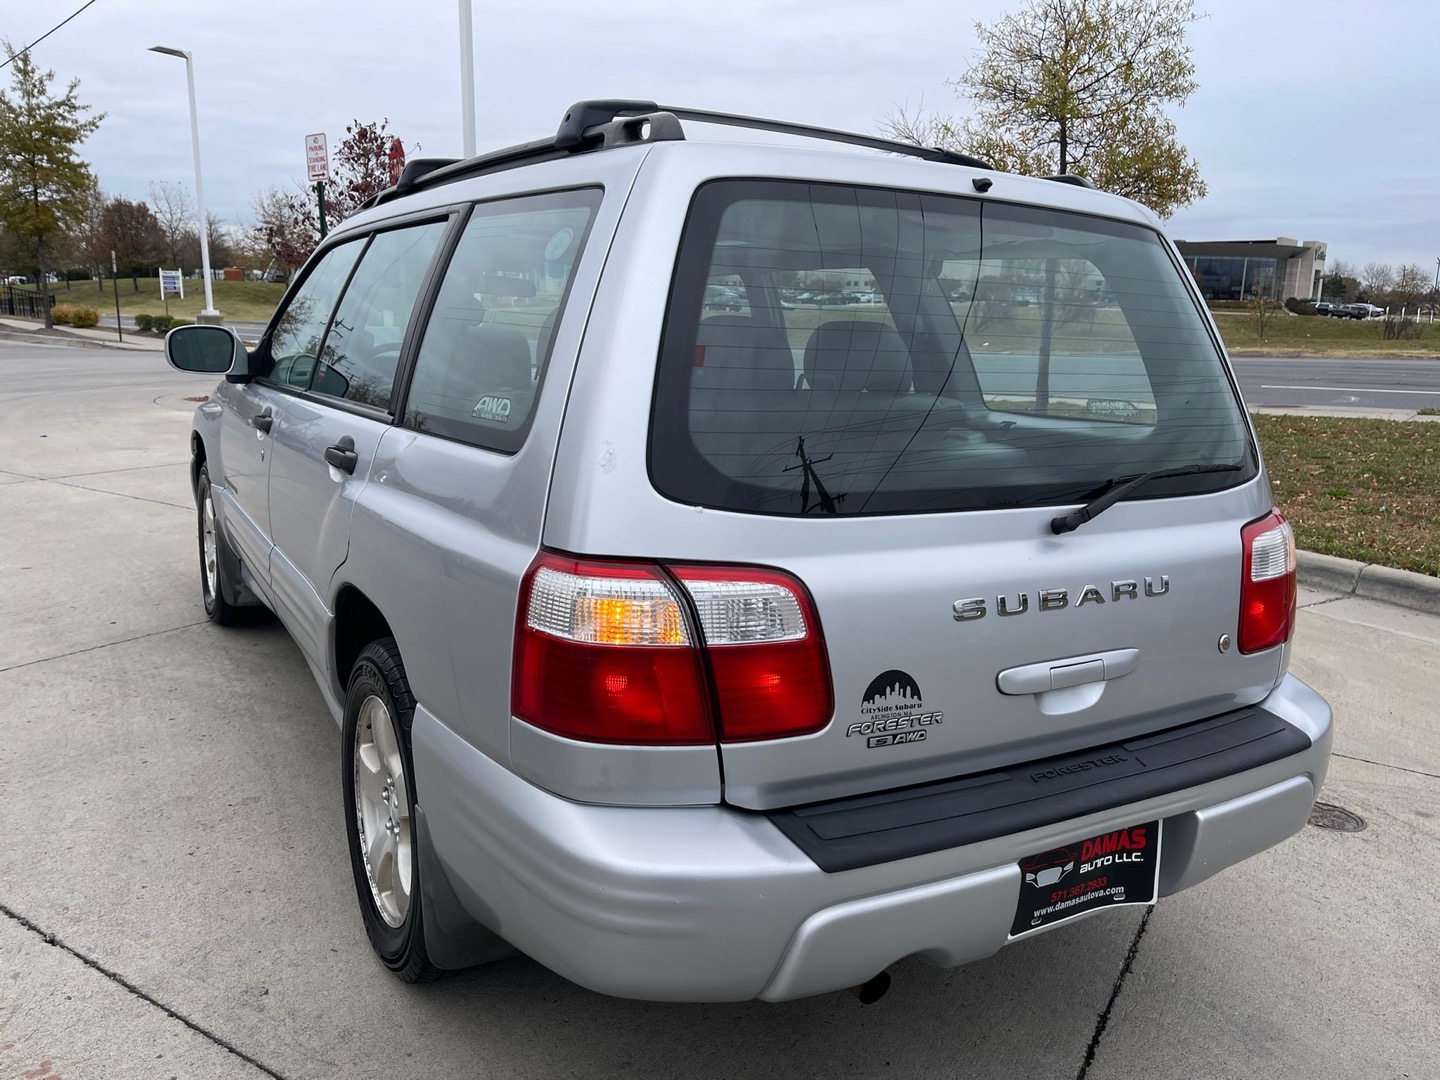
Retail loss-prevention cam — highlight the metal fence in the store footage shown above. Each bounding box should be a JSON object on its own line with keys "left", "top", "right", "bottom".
{"left": 1, "top": 284, "right": 56, "bottom": 319}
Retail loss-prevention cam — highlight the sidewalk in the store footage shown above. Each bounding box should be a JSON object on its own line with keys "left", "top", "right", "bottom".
{"left": 1251, "top": 404, "right": 1440, "bottom": 422}
{"left": 0, "top": 315, "right": 163, "bottom": 351}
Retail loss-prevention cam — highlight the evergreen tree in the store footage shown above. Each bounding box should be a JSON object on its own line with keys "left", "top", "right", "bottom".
{"left": 0, "top": 42, "right": 103, "bottom": 328}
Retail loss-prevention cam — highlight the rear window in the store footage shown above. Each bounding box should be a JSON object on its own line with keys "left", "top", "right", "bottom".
{"left": 650, "top": 180, "right": 1255, "bottom": 516}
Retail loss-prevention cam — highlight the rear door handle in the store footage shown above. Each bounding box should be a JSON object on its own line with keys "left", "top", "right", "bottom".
{"left": 250, "top": 413, "right": 273, "bottom": 433}
{"left": 324, "top": 436, "right": 358, "bottom": 475}
{"left": 997, "top": 649, "right": 1140, "bottom": 695}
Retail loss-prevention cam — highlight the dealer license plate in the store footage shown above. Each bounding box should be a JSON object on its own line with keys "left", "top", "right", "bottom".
{"left": 1010, "top": 820, "right": 1162, "bottom": 939}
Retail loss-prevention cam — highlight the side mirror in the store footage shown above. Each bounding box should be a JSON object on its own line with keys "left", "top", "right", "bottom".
{"left": 164, "top": 324, "right": 252, "bottom": 381}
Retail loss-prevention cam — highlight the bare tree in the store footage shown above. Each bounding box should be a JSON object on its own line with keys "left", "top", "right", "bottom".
{"left": 147, "top": 180, "right": 194, "bottom": 266}
{"left": 1392, "top": 263, "right": 1429, "bottom": 310}
{"left": 1248, "top": 283, "right": 1279, "bottom": 339}
{"left": 1360, "top": 261, "right": 1395, "bottom": 302}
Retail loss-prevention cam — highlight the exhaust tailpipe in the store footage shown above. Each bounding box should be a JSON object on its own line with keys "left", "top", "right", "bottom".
{"left": 847, "top": 971, "right": 891, "bottom": 1005}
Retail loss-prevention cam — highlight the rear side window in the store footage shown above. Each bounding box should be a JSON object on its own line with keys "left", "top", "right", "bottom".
{"left": 403, "top": 188, "right": 602, "bottom": 452}
{"left": 651, "top": 180, "right": 1254, "bottom": 516}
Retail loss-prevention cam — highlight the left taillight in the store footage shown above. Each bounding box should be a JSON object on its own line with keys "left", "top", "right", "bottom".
{"left": 1239, "top": 509, "right": 1297, "bottom": 654}
{"left": 512, "top": 552, "right": 833, "bottom": 745}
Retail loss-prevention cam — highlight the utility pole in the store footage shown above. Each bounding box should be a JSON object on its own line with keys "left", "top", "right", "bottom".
{"left": 458, "top": 0, "right": 476, "bottom": 157}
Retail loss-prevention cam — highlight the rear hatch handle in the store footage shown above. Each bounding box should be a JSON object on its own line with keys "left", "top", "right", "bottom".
{"left": 997, "top": 648, "right": 1140, "bottom": 695}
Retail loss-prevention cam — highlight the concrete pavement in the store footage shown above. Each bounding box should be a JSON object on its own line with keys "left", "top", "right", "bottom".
{"left": 1, "top": 345, "right": 1436, "bottom": 1079}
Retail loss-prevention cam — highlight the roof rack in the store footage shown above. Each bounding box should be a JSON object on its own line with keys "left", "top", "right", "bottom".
{"left": 1041, "top": 174, "right": 1096, "bottom": 189}
{"left": 363, "top": 99, "right": 995, "bottom": 210}
{"left": 650, "top": 104, "right": 993, "bottom": 171}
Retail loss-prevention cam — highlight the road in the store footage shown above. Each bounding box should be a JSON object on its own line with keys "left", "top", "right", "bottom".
{"left": 1230, "top": 356, "right": 1440, "bottom": 410}
{"left": 98, "top": 313, "right": 270, "bottom": 340}
{"left": 79, "top": 313, "right": 1440, "bottom": 411}
{"left": 1, "top": 344, "right": 1437, "bottom": 1079}
{"left": 969, "top": 352, "right": 1440, "bottom": 412}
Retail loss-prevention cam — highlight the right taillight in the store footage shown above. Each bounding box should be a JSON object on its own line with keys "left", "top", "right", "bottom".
{"left": 670, "top": 563, "right": 833, "bottom": 742}
{"left": 1239, "top": 510, "right": 1297, "bottom": 654}
{"left": 512, "top": 551, "right": 833, "bottom": 746}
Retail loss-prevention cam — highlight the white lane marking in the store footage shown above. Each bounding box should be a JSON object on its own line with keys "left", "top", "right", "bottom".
{"left": 1259, "top": 384, "right": 1440, "bottom": 395}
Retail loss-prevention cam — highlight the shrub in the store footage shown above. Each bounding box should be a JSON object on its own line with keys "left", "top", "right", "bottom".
{"left": 149, "top": 314, "right": 173, "bottom": 332}
{"left": 168, "top": 317, "right": 192, "bottom": 328}
{"left": 133, "top": 313, "right": 154, "bottom": 332}
{"left": 1283, "top": 297, "right": 1317, "bottom": 315}
{"left": 50, "top": 305, "right": 73, "bottom": 326}
{"left": 68, "top": 306, "right": 100, "bottom": 328}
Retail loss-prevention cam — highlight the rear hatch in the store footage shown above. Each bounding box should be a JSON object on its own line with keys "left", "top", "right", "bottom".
{"left": 644, "top": 179, "right": 1288, "bottom": 810}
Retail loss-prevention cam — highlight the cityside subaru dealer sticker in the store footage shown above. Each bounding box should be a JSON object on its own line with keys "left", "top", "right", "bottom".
{"left": 1010, "top": 821, "right": 1162, "bottom": 938}
{"left": 846, "top": 669, "right": 943, "bottom": 749}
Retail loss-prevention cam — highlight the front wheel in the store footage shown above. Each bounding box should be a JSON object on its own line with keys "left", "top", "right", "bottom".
{"left": 342, "top": 637, "right": 441, "bottom": 982}
{"left": 196, "top": 465, "right": 241, "bottom": 626}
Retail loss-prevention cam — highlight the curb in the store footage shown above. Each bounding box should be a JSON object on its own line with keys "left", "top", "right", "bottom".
{"left": 1297, "top": 550, "right": 1440, "bottom": 616}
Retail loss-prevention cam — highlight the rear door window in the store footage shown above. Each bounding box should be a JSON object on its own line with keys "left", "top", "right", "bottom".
{"left": 650, "top": 180, "right": 1253, "bottom": 516}
{"left": 403, "top": 188, "right": 602, "bottom": 452}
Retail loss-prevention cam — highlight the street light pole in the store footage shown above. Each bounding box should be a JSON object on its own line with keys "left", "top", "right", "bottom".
{"left": 150, "top": 46, "right": 219, "bottom": 320}
{"left": 458, "top": 0, "right": 476, "bottom": 157}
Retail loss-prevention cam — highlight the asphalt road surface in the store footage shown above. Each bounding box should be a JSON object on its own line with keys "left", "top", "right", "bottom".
{"left": 2, "top": 344, "right": 1437, "bottom": 1079}
{"left": 969, "top": 353, "right": 1440, "bottom": 412}
{"left": 1230, "top": 356, "right": 1440, "bottom": 410}
{"left": 98, "top": 313, "right": 270, "bottom": 340}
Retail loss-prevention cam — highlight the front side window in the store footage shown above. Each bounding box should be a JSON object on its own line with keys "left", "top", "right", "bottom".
{"left": 651, "top": 180, "right": 1254, "bottom": 516}
{"left": 308, "top": 221, "right": 448, "bottom": 411}
{"left": 404, "top": 188, "right": 602, "bottom": 452}
{"left": 262, "top": 240, "right": 364, "bottom": 387}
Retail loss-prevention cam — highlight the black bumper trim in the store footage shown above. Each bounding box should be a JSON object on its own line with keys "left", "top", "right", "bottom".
{"left": 764, "top": 705, "right": 1313, "bottom": 873}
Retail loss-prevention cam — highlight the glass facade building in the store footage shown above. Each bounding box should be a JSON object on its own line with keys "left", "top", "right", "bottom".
{"left": 1174, "top": 239, "right": 1327, "bottom": 303}
{"left": 1182, "top": 254, "right": 1281, "bottom": 301}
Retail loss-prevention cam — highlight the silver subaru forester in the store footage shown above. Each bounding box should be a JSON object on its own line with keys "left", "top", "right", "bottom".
{"left": 165, "top": 100, "right": 1331, "bottom": 1003}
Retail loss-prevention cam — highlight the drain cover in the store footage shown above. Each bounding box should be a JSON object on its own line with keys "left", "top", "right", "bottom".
{"left": 1308, "top": 801, "right": 1366, "bottom": 832}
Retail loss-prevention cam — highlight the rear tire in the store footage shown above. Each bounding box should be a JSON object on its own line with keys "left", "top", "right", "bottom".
{"left": 196, "top": 466, "right": 241, "bottom": 626}
{"left": 342, "top": 637, "right": 442, "bottom": 983}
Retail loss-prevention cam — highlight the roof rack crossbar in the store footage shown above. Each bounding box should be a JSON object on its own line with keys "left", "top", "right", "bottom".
{"left": 649, "top": 105, "right": 994, "bottom": 171}
{"left": 365, "top": 102, "right": 682, "bottom": 210}
{"left": 363, "top": 99, "right": 999, "bottom": 212}
{"left": 1041, "top": 173, "right": 1095, "bottom": 189}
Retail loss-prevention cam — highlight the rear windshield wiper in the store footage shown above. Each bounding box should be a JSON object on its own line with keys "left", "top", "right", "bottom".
{"left": 1050, "top": 463, "right": 1243, "bottom": 535}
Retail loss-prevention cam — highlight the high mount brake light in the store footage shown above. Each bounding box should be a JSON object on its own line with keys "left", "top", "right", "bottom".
{"left": 513, "top": 553, "right": 833, "bottom": 745}
{"left": 1239, "top": 510, "right": 1297, "bottom": 654}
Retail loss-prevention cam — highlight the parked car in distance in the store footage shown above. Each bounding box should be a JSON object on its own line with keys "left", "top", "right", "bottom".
{"left": 1312, "top": 301, "right": 1336, "bottom": 316}
{"left": 163, "top": 98, "right": 1331, "bottom": 1005}
{"left": 1336, "top": 302, "right": 1385, "bottom": 320}
{"left": 704, "top": 284, "right": 742, "bottom": 311}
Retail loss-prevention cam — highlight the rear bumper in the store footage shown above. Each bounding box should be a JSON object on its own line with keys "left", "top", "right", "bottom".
{"left": 412, "top": 674, "right": 1331, "bottom": 1002}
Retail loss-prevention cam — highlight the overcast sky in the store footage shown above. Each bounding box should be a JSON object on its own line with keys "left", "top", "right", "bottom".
{"left": 5, "top": 0, "right": 1438, "bottom": 273}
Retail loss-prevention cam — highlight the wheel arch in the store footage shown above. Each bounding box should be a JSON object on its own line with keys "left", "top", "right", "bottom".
{"left": 332, "top": 584, "right": 395, "bottom": 700}
{"left": 190, "top": 429, "right": 206, "bottom": 499}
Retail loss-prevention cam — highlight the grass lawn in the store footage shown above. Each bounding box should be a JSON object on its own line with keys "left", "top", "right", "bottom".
{"left": 20, "top": 278, "right": 285, "bottom": 322}
{"left": 1253, "top": 413, "right": 1440, "bottom": 576}
{"left": 1217, "top": 312, "right": 1440, "bottom": 358}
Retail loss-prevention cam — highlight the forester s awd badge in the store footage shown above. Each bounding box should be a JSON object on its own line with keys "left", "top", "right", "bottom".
{"left": 848, "top": 669, "right": 943, "bottom": 748}
{"left": 952, "top": 576, "right": 1170, "bottom": 621}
